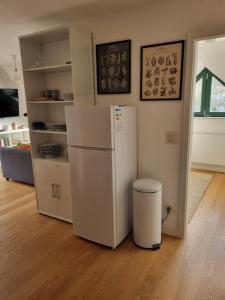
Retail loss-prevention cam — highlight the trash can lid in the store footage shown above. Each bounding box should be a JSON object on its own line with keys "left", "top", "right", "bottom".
{"left": 133, "top": 178, "right": 162, "bottom": 193}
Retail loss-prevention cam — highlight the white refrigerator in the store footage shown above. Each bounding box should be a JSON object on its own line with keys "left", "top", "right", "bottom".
{"left": 66, "top": 105, "right": 137, "bottom": 249}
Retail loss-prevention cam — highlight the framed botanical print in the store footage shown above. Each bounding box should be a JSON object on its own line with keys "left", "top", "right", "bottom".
{"left": 96, "top": 40, "right": 131, "bottom": 94}
{"left": 140, "top": 40, "right": 185, "bottom": 100}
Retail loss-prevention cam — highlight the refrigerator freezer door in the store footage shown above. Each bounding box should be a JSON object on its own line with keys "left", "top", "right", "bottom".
{"left": 69, "top": 146, "right": 116, "bottom": 248}
{"left": 66, "top": 105, "right": 115, "bottom": 149}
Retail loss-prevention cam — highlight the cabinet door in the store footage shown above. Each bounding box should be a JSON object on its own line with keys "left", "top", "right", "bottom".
{"left": 56, "top": 163, "right": 72, "bottom": 222}
{"left": 34, "top": 160, "right": 58, "bottom": 217}
{"left": 69, "top": 26, "right": 94, "bottom": 105}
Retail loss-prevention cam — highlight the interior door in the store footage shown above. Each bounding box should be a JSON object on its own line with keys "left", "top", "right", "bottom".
{"left": 69, "top": 147, "right": 116, "bottom": 247}
{"left": 34, "top": 160, "right": 58, "bottom": 216}
{"left": 66, "top": 105, "right": 114, "bottom": 149}
{"left": 56, "top": 163, "right": 72, "bottom": 222}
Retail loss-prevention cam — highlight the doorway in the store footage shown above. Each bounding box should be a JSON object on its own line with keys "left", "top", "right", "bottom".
{"left": 186, "top": 36, "right": 225, "bottom": 225}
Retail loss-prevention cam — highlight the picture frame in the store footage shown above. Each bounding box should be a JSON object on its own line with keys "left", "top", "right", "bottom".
{"left": 140, "top": 40, "right": 185, "bottom": 101}
{"left": 96, "top": 40, "right": 131, "bottom": 94}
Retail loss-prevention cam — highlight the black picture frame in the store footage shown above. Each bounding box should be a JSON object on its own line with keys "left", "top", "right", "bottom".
{"left": 140, "top": 40, "right": 185, "bottom": 101}
{"left": 96, "top": 39, "right": 131, "bottom": 94}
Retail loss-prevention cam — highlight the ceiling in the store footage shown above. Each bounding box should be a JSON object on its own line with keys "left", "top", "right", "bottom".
{"left": 0, "top": 0, "right": 152, "bottom": 22}
{"left": 0, "top": 0, "right": 152, "bottom": 64}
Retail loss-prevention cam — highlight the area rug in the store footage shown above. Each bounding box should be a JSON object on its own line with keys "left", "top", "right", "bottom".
{"left": 188, "top": 172, "right": 213, "bottom": 223}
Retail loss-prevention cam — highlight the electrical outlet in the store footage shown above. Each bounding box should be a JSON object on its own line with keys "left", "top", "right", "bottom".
{"left": 164, "top": 203, "right": 176, "bottom": 217}
{"left": 163, "top": 202, "right": 177, "bottom": 223}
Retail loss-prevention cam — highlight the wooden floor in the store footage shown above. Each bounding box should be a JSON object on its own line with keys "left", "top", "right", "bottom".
{"left": 1, "top": 173, "right": 225, "bottom": 300}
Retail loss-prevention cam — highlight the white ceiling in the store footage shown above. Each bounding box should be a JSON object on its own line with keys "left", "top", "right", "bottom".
{"left": 0, "top": 0, "right": 152, "bottom": 64}
{"left": 0, "top": 0, "right": 152, "bottom": 22}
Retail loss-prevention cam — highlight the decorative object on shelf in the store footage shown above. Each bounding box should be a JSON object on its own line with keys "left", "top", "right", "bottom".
{"left": 39, "top": 143, "right": 61, "bottom": 158}
{"left": 140, "top": 40, "right": 184, "bottom": 100}
{"left": 11, "top": 122, "right": 17, "bottom": 130}
{"left": 32, "top": 122, "right": 46, "bottom": 130}
{"left": 42, "top": 89, "right": 59, "bottom": 100}
{"left": 0, "top": 138, "right": 10, "bottom": 147}
{"left": 17, "top": 124, "right": 28, "bottom": 129}
{"left": 11, "top": 54, "right": 20, "bottom": 81}
{"left": 32, "top": 89, "right": 60, "bottom": 102}
{"left": 32, "top": 121, "right": 66, "bottom": 132}
{"left": 45, "top": 122, "right": 66, "bottom": 132}
{"left": 96, "top": 39, "right": 131, "bottom": 94}
{"left": 62, "top": 92, "right": 73, "bottom": 100}
{"left": 51, "top": 90, "right": 59, "bottom": 100}
{"left": 0, "top": 124, "right": 8, "bottom": 132}
{"left": 51, "top": 123, "right": 66, "bottom": 132}
{"left": 42, "top": 89, "right": 51, "bottom": 98}
{"left": 32, "top": 52, "right": 45, "bottom": 68}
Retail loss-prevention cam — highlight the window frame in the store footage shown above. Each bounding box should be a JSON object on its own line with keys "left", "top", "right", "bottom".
{"left": 194, "top": 67, "right": 225, "bottom": 117}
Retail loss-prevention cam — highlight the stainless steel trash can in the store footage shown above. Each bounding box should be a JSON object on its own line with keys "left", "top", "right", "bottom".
{"left": 133, "top": 178, "right": 162, "bottom": 249}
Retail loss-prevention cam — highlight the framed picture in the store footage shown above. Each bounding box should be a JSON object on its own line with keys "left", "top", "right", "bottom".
{"left": 96, "top": 40, "right": 131, "bottom": 94}
{"left": 140, "top": 40, "right": 185, "bottom": 100}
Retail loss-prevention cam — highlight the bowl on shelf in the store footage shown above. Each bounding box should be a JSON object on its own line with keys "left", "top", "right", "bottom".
{"left": 62, "top": 93, "right": 73, "bottom": 101}
{"left": 32, "top": 122, "right": 46, "bottom": 130}
{"left": 0, "top": 124, "right": 8, "bottom": 131}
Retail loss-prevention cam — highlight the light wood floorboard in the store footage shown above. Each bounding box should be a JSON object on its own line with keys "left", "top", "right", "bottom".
{"left": 1, "top": 173, "right": 225, "bottom": 300}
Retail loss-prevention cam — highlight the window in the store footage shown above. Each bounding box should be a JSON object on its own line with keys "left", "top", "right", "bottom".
{"left": 194, "top": 68, "right": 225, "bottom": 117}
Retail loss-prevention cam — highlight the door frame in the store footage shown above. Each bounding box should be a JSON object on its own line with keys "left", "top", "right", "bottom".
{"left": 179, "top": 26, "right": 225, "bottom": 237}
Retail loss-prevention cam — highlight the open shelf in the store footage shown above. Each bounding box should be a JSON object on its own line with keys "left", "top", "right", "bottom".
{"left": 0, "top": 128, "right": 29, "bottom": 134}
{"left": 31, "top": 130, "right": 67, "bottom": 135}
{"left": 28, "top": 100, "right": 74, "bottom": 104}
{"left": 25, "top": 64, "right": 71, "bottom": 73}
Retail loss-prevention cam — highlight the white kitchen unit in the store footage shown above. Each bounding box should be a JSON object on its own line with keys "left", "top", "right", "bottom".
{"left": 34, "top": 159, "right": 72, "bottom": 222}
{"left": 19, "top": 26, "right": 94, "bottom": 222}
{"left": 66, "top": 105, "right": 137, "bottom": 248}
{"left": 0, "top": 128, "right": 30, "bottom": 146}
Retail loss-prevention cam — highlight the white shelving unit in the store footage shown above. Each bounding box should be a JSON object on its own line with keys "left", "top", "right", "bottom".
{"left": 0, "top": 128, "right": 30, "bottom": 146}
{"left": 31, "top": 130, "right": 67, "bottom": 135}
{"left": 28, "top": 100, "right": 74, "bottom": 104}
{"left": 19, "top": 25, "right": 95, "bottom": 223}
{"left": 25, "top": 63, "right": 72, "bottom": 73}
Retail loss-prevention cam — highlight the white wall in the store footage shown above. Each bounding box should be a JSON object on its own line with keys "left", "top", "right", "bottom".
{"left": 2, "top": 0, "right": 225, "bottom": 235}
{"left": 75, "top": 0, "right": 225, "bottom": 234}
{"left": 192, "top": 39, "right": 225, "bottom": 171}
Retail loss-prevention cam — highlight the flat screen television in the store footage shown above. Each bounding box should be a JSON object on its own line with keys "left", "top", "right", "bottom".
{"left": 0, "top": 89, "right": 19, "bottom": 118}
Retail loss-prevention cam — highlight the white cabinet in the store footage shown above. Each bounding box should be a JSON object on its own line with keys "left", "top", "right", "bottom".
{"left": 0, "top": 128, "right": 30, "bottom": 147}
{"left": 19, "top": 26, "right": 95, "bottom": 222}
{"left": 34, "top": 159, "right": 72, "bottom": 222}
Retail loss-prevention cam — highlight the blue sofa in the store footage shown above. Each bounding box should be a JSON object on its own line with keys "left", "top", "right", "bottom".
{"left": 0, "top": 147, "right": 34, "bottom": 185}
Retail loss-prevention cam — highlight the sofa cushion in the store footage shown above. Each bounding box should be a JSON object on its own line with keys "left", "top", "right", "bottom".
{"left": 16, "top": 144, "right": 32, "bottom": 151}
{"left": 0, "top": 147, "right": 34, "bottom": 185}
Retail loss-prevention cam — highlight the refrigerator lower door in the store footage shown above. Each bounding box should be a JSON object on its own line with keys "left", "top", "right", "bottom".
{"left": 69, "top": 146, "right": 116, "bottom": 248}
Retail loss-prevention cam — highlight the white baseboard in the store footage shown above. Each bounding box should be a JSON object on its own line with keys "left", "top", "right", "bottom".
{"left": 38, "top": 210, "right": 73, "bottom": 224}
{"left": 162, "top": 224, "right": 182, "bottom": 238}
{"left": 192, "top": 162, "right": 225, "bottom": 173}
